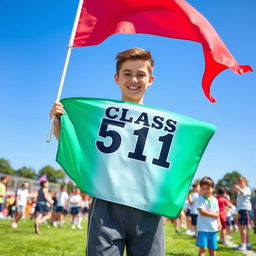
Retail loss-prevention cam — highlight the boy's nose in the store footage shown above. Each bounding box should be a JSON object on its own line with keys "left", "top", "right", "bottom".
{"left": 131, "top": 76, "right": 138, "bottom": 83}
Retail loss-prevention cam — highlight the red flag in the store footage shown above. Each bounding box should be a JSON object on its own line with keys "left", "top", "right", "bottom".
{"left": 73, "top": 0, "right": 253, "bottom": 102}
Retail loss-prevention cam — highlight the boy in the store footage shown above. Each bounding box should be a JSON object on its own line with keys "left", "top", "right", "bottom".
{"left": 196, "top": 177, "right": 221, "bottom": 256}
{"left": 233, "top": 176, "right": 252, "bottom": 251}
{"left": 49, "top": 48, "right": 164, "bottom": 255}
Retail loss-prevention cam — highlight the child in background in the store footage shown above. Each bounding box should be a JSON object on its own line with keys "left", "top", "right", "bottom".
{"left": 251, "top": 189, "right": 256, "bottom": 234}
{"left": 196, "top": 177, "right": 221, "bottom": 256}
{"left": 184, "top": 198, "right": 192, "bottom": 233}
{"left": 215, "top": 187, "right": 232, "bottom": 244}
{"left": 233, "top": 176, "right": 252, "bottom": 251}
{"left": 69, "top": 188, "right": 83, "bottom": 229}
{"left": 188, "top": 183, "right": 200, "bottom": 237}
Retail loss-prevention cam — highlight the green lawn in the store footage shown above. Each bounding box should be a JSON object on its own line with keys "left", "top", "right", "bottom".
{"left": 0, "top": 218, "right": 253, "bottom": 256}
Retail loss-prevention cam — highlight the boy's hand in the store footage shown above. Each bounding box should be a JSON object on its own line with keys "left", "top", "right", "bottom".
{"left": 49, "top": 101, "right": 65, "bottom": 140}
{"left": 233, "top": 184, "right": 241, "bottom": 193}
{"left": 49, "top": 101, "right": 65, "bottom": 119}
{"left": 218, "top": 222, "right": 222, "bottom": 230}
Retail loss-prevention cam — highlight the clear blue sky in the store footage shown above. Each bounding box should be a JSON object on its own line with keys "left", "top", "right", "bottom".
{"left": 0, "top": 0, "right": 255, "bottom": 187}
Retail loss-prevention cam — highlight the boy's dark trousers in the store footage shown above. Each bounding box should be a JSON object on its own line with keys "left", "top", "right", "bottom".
{"left": 86, "top": 198, "right": 164, "bottom": 256}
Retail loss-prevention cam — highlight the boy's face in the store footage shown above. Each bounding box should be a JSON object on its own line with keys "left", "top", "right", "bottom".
{"left": 237, "top": 178, "right": 246, "bottom": 188}
{"left": 200, "top": 185, "right": 214, "bottom": 198}
{"left": 114, "top": 59, "right": 154, "bottom": 104}
{"left": 194, "top": 184, "right": 200, "bottom": 193}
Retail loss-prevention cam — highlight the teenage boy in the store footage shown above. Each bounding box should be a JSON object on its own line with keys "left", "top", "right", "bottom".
{"left": 49, "top": 48, "right": 164, "bottom": 256}
{"left": 233, "top": 176, "right": 252, "bottom": 251}
{"left": 196, "top": 177, "right": 221, "bottom": 256}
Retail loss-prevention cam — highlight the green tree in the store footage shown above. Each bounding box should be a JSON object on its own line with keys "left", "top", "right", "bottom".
{"left": 15, "top": 166, "right": 36, "bottom": 179}
{"left": 38, "top": 165, "right": 65, "bottom": 183}
{"left": 66, "top": 182, "right": 76, "bottom": 193}
{"left": 0, "top": 158, "right": 15, "bottom": 175}
{"left": 216, "top": 171, "right": 242, "bottom": 191}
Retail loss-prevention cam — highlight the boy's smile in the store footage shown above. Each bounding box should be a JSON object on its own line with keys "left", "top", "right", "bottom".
{"left": 114, "top": 59, "right": 154, "bottom": 104}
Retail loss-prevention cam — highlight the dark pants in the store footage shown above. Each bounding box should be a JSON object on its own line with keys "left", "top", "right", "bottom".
{"left": 86, "top": 198, "right": 164, "bottom": 256}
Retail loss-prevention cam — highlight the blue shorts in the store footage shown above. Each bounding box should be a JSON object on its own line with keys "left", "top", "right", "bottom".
{"left": 35, "top": 203, "right": 50, "bottom": 214}
{"left": 56, "top": 206, "right": 64, "bottom": 213}
{"left": 238, "top": 210, "right": 250, "bottom": 225}
{"left": 0, "top": 203, "right": 4, "bottom": 212}
{"left": 196, "top": 231, "right": 218, "bottom": 250}
{"left": 191, "top": 214, "right": 198, "bottom": 226}
{"left": 71, "top": 207, "right": 81, "bottom": 215}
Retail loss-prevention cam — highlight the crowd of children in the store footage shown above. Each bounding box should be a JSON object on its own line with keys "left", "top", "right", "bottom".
{"left": 172, "top": 176, "right": 255, "bottom": 254}
{"left": 1, "top": 174, "right": 255, "bottom": 253}
{"left": 0, "top": 178, "right": 92, "bottom": 233}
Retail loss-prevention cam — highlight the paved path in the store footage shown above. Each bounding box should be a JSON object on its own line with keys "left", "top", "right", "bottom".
{"left": 225, "top": 239, "right": 256, "bottom": 256}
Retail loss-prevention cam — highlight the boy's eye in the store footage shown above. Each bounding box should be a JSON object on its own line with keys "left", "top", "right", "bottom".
{"left": 137, "top": 74, "right": 146, "bottom": 78}
{"left": 124, "top": 73, "right": 131, "bottom": 77}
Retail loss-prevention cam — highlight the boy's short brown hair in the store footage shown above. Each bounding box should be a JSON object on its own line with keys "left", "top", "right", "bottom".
{"left": 238, "top": 176, "right": 247, "bottom": 184}
{"left": 116, "top": 48, "right": 154, "bottom": 76}
{"left": 200, "top": 176, "right": 215, "bottom": 188}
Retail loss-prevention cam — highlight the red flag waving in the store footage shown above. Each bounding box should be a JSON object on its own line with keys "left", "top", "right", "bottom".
{"left": 73, "top": 0, "right": 253, "bottom": 102}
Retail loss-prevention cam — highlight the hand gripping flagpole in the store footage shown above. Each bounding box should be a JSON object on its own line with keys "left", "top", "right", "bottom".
{"left": 46, "top": 0, "right": 84, "bottom": 143}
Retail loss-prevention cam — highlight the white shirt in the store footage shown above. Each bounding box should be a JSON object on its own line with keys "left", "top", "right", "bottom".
{"left": 57, "top": 191, "right": 69, "bottom": 207}
{"left": 183, "top": 199, "right": 191, "bottom": 211}
{"left": 17, "top": 188, "right": 29, "bottom": 206}
{"left": 236, "top": 186, "right": 251, "bottom": 211}
{"left": 190, "top": 192, "right": 199, "bottom": 214}
{"left": 69, "top": 194, "right": 82, "bottom": 208}
{"left": 196, "top": 195, "right": 219, "bottom": 232}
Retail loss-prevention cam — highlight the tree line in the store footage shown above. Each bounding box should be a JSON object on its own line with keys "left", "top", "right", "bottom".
{"left": 0, "top": 158, "right": 65, "bottom": 184}
{"left": 1, "top": 157, "right": 253, "bottom": 194}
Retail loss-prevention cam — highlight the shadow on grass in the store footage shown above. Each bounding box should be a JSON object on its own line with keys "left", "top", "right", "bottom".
{"left": 166, "top": 253, "right": 192, "bottom": 256}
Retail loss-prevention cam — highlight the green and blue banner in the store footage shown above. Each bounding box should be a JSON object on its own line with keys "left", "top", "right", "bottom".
{"left": 57, "top": 97, "right": 215, "bottom": 218}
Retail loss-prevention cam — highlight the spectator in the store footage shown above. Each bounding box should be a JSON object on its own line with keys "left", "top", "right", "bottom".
{"left": 34, "top": 181, "right": 53, "bottom": 234}
{"left": 187, "top": 183, "right": 200, "bottom": 236}
{"left": 251, "top": 189, "right": 256, "bottom": 234}
{"left": 226, "top": 198, "right": 237, "bottom": 238}
{"left": 0, "top": 176, "right": 9, "bottom": 218}
{"left": 69, "top": 188, "right": 83, "bottom": 229}
{"left": 54, "top": 185, "right": 69, "bottom": 227}
{"left": 215, "top": 187, "right": 232, "bottom": 244}
{"left": 233, "top": 176, "right": 252, "bottom": 251}
{"left": 11, "top": 182, "right": 29, "bottom": 228}
{"left": 6, "top": 195, "right": 16, "bottom": 218}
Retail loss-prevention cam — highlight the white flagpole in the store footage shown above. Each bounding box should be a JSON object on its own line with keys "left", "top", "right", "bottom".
{"left": 46, "top": 0, "right": 84, "bottom": 142}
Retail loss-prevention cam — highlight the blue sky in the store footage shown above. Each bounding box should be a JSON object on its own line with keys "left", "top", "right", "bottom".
{"left": 0, "top": 0, "right": 255, "bottom": 187}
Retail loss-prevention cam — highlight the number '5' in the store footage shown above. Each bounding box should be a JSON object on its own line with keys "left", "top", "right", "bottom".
{"left": 96, "top": 118, "right": 125, "bottom": 153}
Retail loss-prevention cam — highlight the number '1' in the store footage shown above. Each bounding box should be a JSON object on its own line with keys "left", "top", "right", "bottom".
{"left": 128, "top": 127, "right": 173, "bottom": 168}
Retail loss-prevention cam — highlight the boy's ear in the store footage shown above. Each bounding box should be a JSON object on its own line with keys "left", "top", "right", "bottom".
{"left": 148, "top": 75, "right": 155, "bottom": 86}
{"left": 114, "top": 74, "right": 119, "bottom": 83}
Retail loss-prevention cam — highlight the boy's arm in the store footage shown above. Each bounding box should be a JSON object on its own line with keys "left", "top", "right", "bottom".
{"left": 217, "top": 215, "right": 222, "bottom": 230}
{"left": 49, "top": 101, "right": 65, "bottom": 140}
{"left": 198, "top": 208, "right": 219, "bottom": 218}
{"left": 187, "top": 195, "right": 193, "bottom": 205}
{"left": 43, "top": 188, "right": 53, "bottom": 207}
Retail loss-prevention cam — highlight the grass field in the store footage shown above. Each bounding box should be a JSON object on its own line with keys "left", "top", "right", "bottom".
{"left": 0, "top": 218, "right": 255, "bottom": 256}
